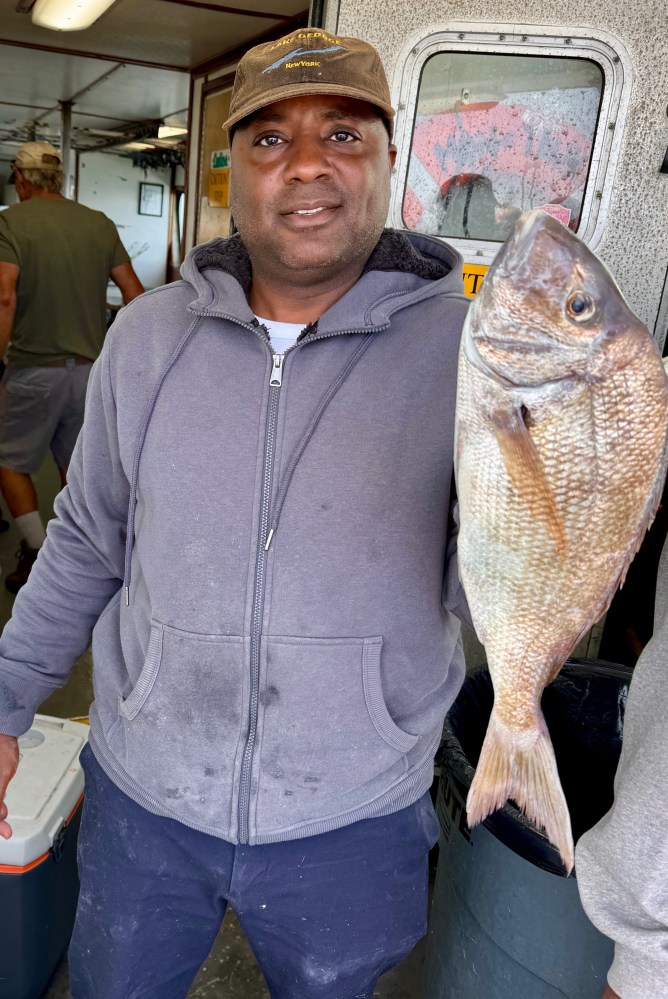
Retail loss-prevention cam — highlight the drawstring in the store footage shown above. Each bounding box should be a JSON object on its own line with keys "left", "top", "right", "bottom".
{"left": 265, "top": 331, "right": 378, "bottom": 549}
{"left": 123, "top": 317, "right": 202, "bottom": 605}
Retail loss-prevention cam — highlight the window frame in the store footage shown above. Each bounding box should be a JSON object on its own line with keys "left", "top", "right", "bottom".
{"left": 390, "top": 24, "right": 632, "bottom": 261}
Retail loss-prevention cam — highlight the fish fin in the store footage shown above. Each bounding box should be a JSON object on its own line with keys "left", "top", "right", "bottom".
{"left": 491, "top": 407, "right": 567, "bottom": 555}
{"left": 467, "top": 710, "right": 574, "bottom": 873}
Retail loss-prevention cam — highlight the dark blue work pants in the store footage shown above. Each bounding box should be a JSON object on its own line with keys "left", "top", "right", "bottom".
{"left": 69, "top": 744, "right": 439, "bottom": 998}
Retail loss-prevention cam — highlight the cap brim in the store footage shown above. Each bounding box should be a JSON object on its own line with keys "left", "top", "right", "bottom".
{"left": 223, "top": 82, "right": 395, "bottom": 133}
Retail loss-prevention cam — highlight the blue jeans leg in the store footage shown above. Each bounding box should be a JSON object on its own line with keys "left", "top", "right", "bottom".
{"left": 230, "top": 794, "right": 439, "bottom": 998}
{"left": 69, "top": 744, "right": 230, "bottom": 999}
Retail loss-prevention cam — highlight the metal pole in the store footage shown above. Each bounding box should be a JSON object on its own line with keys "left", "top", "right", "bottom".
{"left": 308, "top": 0, "right": 325, "bottom": 27}
{"left": 60, "top": 100, "right": 73, "bottom": 198}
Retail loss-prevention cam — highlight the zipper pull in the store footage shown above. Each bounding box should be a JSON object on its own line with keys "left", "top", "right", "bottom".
{"left": 270, "top": 354, "right": 284, "bottom": 387}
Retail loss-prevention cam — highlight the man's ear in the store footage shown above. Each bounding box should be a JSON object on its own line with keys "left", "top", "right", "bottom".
{"left": 388, "top": 145, "right": 398, "bottom": 171}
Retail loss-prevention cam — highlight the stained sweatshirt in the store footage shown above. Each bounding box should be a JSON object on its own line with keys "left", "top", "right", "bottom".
{"left": 576, "top": 540, "right": 668, "bottom": 998}
{"left": 0, "top": 229, "right": 471, "bottom": 845}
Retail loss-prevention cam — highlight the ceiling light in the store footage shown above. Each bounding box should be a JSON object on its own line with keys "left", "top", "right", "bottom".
{"left": 31, "top": 0, "right": 116, "bottom": 31}
{"left": 157, "top": 125, "right": 188, "bottom": 139}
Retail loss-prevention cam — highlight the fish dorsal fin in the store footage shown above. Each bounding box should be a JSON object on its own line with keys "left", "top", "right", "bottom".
{"left": 491, "top": 406, "right": 567, "bottom": 555}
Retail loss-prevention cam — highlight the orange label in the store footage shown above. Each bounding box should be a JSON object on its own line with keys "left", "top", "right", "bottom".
{"left": 463, "top": 264, "right": 489, "bottom": 298}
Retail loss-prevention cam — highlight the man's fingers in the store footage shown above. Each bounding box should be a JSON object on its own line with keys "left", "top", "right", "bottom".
{"left": 0, "top": 735, "right": 20, "bottom": 842}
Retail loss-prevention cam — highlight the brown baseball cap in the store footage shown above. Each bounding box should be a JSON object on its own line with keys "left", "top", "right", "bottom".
{"left": 223, "top": 30, "right": 395, "bottom": 134}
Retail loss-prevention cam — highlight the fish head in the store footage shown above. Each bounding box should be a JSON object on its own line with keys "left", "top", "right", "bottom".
{"left": 468, "top": 209, "right": 648, "bottom": 387}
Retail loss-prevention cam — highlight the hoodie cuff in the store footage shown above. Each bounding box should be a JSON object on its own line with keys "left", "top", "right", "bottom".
{"left": 608, "top": 944, "right": 668, "bottom": 999}
{"left": 0, "top": 670, "right": 57, "bottom": 737}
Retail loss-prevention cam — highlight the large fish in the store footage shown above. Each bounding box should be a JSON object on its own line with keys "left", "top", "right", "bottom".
{"left": 455, "top": 209, "right": 668, "bottom": 872}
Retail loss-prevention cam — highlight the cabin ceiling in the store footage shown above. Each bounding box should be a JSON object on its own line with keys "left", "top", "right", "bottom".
{"left": 0, "top": 0, "right": 308, "bottom": 166}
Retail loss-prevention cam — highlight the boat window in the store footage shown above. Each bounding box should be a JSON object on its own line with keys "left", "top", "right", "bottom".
{"left": 403, "top": 53, "right": 604, "bottom": 241}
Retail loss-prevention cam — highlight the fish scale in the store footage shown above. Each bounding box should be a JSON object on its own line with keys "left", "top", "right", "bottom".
{"left": 455, "top": 209, "right": 668, "bottom": 872}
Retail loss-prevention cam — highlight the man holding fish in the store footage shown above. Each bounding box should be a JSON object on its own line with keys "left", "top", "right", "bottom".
{"left": 0, "top": 27, "right": 663, "bottom": 999}
{"left": 0, "top": 31, "right": 471, "bottom": 998}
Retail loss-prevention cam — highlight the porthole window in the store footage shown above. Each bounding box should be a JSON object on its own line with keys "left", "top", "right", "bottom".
{"left": 402, "top": 52, "right": 604, "bottom": 242}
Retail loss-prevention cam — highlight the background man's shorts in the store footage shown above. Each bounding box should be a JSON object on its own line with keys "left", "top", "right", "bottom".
{"left": 0, "top": 361, "right": 93, "bottom": 474}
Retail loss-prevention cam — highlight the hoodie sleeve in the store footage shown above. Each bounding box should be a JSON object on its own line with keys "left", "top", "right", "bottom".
{"left": 0, "top": 336, "right": 129, "bottom": 736}
{"left": 575, "top": 542, "right": 668, "bottom": 999}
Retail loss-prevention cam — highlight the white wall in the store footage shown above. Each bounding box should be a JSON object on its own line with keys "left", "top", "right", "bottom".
{"left": 77, "top": 151, "right": 171, "bottom": 292}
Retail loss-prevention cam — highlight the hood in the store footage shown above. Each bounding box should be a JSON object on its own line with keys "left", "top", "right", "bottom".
{"left": 180, "top": 229, "right": 464, "bottom": 333}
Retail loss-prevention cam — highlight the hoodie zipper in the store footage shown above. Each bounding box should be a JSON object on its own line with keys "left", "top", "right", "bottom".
{"left": 191, "top": 311, "right": 384, "bottom": 843}
{"left": 195, "top": 311, "right": 302, "bottom": 843}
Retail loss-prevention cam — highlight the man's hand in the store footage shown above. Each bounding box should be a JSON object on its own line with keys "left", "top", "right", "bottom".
{"left": 602, "top": 986, "right": 621, "bottom": 999}
{"left": 0, "top": 262, "right": 19, "bottom": 361}
{"left": 0, "top": 733, "right": 19, "bottom": 839}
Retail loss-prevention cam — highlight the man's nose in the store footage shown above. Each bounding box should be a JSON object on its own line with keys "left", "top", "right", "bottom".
{"left": 283, "top": 134, "right": 332, "bottom": 182}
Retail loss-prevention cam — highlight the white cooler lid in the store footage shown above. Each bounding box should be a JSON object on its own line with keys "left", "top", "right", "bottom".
{"left": 0, "top": 715, "right": 88, "bottom": 869}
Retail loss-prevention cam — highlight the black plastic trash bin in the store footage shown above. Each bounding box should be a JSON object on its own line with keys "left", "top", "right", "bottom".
{"left": 424, "top": 659, "right": 631, "bottom": 999}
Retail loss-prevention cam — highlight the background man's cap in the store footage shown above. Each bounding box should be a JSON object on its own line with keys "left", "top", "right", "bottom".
{"left": 13, "top": 141, "right": 63, "bottom": 171}
{"left": 223, "top": 30, "right": 395, "bottom": 134}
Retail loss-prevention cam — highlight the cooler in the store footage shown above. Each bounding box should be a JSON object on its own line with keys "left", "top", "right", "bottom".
{"left": 0, "top": 715, "right": 88, "bottom": 999}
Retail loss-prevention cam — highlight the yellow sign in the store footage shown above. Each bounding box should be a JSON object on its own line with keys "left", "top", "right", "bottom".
{"left": 208, "top": 168, "right": 230, "bottom": 208}
{"left": 463, "top": 263, "right": 489, "bottom": 298}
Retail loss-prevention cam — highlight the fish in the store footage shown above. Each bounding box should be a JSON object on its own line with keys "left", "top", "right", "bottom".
{"left": 454, "top": 209, "right": 668, "bottom": 872}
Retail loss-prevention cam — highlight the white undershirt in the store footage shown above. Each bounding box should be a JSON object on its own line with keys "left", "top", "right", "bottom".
{"left": 255, "top": 316, "right": 305, "bottom": 355}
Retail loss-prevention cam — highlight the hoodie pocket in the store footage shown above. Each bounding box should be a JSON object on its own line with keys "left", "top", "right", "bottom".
{"left": 118, "top": 621, "right": 244, "bottom": 831}
{"left": 255, "top": 635, "right": 419, "bottom": 831}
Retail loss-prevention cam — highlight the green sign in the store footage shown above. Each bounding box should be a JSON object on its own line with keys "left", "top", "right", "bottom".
{"left": 211, "top": 149, "right": 230, "bottom": 169}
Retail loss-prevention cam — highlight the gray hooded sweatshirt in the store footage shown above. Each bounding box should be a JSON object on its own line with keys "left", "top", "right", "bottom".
{"left": 0, "top": 230, "right": 470, "bottom": 845}
{"left": 576, "top": 539, "right": 668, "bottom": 998}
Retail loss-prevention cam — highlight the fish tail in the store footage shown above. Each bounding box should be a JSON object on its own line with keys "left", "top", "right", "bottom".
{"left": 466, "top": 710, "right": 574, "bottom": 873}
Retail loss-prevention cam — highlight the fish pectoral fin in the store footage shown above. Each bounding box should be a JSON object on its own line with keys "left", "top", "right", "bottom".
{"left": 467, "top": 710, "right": 575, "bottom": 874}
{"left": 491, "top": 406, "right": 567, "bottom": 555}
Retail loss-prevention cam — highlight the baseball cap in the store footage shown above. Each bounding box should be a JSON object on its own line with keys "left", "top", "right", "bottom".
{"left": 13, "top": 141, "right": 62, "bottom": 171}
{"left": 223, "top": 30, "right": 395, "bottom": 134}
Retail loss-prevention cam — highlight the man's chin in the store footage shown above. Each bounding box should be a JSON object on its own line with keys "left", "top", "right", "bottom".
{"left": 270, "top": 246, "right": 356, "bottom": 282}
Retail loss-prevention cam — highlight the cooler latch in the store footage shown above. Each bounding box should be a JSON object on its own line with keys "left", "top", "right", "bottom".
{"left": 52, "top": 822, "right": 67, "bottom": 863}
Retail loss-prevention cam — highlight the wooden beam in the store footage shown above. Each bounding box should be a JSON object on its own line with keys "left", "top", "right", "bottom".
{"left": 157, "top": 0, "right": 295, "bottom": 20}
{"left": 0, "top": 37, "right": 186, "bottom": 72}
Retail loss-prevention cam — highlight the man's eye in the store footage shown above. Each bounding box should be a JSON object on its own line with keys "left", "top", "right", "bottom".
{"left": 331, "top": 130, "right": 356, "bottom": 142}
{"left": 256, "top": 135, "right": 283, "bottom": 147}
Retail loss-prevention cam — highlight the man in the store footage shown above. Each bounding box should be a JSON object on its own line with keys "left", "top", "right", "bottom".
{"left": 0, "top": 141, "right": 143, "bottom": 592}
{"left": 0, "top": 33, "right": 469, "bottom": 998}
{"left": 576, "top": 538, "right": 668, "bottom": 999}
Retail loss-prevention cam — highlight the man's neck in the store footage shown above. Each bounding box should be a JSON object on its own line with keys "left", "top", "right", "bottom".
{"left": 19, "top": 189, "right": 64, "bottom": 202}
{"left": 249, "top": 267, "right": 364, "bottom": 325}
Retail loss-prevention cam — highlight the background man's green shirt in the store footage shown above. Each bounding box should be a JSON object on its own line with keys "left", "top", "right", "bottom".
{"left": 0, "top": 198, "right": 130, "bottom": 367}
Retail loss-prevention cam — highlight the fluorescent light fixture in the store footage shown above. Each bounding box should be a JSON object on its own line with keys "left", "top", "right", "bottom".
{"left": 31, "top": 0, "right": 116, "bottom": 31}
{"left": 157, "top": 125, "right": 188, "bottom": 139}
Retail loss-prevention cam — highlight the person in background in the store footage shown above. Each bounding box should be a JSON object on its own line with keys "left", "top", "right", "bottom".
{"left": 576, "top": 539, "right": 668, "bottom": 999}
{"left": 0, "top": 32, "right": 470, "bottom": 998}
{"left": 0, "top": 141, "right": 143, "bottom": 592}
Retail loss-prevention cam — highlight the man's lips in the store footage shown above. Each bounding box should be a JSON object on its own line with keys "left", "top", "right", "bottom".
{"left": 279, "top": 202, "right": 341, "bottom": 216}
{"left": 278, "top": 204, "right": 341, "bottom": 228}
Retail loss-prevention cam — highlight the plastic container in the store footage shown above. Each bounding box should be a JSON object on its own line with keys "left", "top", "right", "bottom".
{"left": 424, "top": 660, "right": 629, "bottom": 999}
{"left": 0, "top": 715, "right": 88, "bottom": 999}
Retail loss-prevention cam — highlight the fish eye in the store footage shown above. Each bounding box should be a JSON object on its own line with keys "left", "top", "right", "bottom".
{"left": 566, "top": 291, "right": 595, "bottom": 322}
